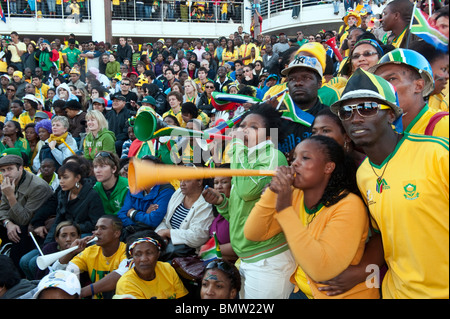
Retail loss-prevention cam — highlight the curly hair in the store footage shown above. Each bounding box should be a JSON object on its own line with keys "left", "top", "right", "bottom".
{"left": 239, "top": 102, "right": 282, "bottom": 133}
{"left": 304, "top": 135, "right": 359, "bottom": 215}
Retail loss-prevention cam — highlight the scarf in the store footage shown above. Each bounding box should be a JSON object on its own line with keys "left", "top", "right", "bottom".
{"left": 47, "top": 132, "right": 76, "bottom": 155}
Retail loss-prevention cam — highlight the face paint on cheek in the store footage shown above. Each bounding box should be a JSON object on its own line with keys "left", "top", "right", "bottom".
{"left": 204, "top": 270, "right": 219, "bottom": 281}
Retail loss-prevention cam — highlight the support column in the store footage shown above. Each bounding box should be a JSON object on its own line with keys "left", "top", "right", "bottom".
{"left": 90, "top": 0, "right": 112, "bottom": 43}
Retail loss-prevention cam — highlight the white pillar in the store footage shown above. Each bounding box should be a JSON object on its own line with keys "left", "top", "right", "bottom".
{"left": 90, "top": 0, "right": 107, "bottom": 42}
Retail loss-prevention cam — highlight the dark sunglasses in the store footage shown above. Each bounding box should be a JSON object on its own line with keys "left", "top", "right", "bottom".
{"left": 205, "top": 86, "right": 215, "bottom": 89}
{"left": 338, "top": 102, "right": 391, "bottom": 121}
{"left": 351, "top": 51, "right": 378, "bottom": 60}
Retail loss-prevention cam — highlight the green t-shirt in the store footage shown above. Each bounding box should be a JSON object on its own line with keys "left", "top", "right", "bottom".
{"left": 62, "top": 47, "right": 82, "bottom": 67}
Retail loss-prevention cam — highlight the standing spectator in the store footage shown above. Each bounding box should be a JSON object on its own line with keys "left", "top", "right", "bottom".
{"left": 7, "top": 32, "right": 26, "bottom": 72}
{"left": 116, "top": 37, "right": 133, "bottom": 65}
{"left": 273, "top": 33, "right": 290, "bottom": 56}
{"left": 62, "top": 38, "right": 81, "bottom": 69}
{"left": 105, "top": 94, "right": 132, "bottom": 156}
{"left": 328, "top": 68, "right": 449, "bottom": 299}
{"left": 21, "top": 43, "right": 38, "bottom": 74}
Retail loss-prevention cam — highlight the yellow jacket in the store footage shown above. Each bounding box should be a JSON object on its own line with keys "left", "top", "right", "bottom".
{"left": 245, "top": 188, "right": 380, "bottom": 299}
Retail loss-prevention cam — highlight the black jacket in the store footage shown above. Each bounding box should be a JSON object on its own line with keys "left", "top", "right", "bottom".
{"left": 44, "top": 178, "right": 105, "bottom": 244}
{"left": 105, "top": 106, "right": 132, "bottom": 142}
{"left": 116, "top": 44, "right": 132, "bottom": 64}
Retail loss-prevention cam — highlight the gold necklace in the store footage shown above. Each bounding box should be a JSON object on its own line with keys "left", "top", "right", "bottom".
{"left": 369, "top": 134, "right": 400, "bottom": 194}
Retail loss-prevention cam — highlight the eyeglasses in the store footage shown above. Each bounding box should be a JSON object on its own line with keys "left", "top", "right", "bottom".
{"left": 236, "top": 74, "right": 243, "bottom": 77}
{"left": 351, "top": 51, "right": 378, "bottom": 60}
{"left": 95, "top": 151, "right": 114, "bottom": 160}
{"left": 6, "top": 88, "right": 15, "bottom": 92}
{"left": 338, "top": 102, "right": 391, "bottom": 121}
{"left": 121, "top": 82, "right": 130, "bottom": 86}
{"left": 244, "top": 69, "right": 251, "bottom": 73}
{"left": 205, "top": 85, "right": 215, "bottom": 89}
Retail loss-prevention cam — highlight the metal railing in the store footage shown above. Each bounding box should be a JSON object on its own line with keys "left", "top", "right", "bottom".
{"left": 110, "top": 1, "right": 244, "bottom": 24}
{"left": 2, "top": 0, "right": 91, "bottom": 20}
{"left": 1, "top": 0, "right": 244, "bottom": 24}
{"left": 260, "top": 0, "right": 331, "bottom": 17}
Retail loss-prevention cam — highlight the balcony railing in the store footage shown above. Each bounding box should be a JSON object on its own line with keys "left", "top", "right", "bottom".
{"left": 259, "top": 0, "right": 330, "bottom": 17}
{"left": 1, "top": 0, "right": 244, "bottom": 24}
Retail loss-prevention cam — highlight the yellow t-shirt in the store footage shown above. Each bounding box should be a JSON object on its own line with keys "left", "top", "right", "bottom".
{"left": 70, "top": 242, "right": 127, "bottom": 299}
{"left": 428, "top": 93, "right": 449, "bottom": 112}
{"left": 404, "top": 104, "right": 449, "bottom": 138}
{"left": 18, "top": 112, "right": 35, "bottom": 130}
{"left": 115, "top": 262, "right": 189, "bottom": 299}
{"left": 357, "top": 133, "right": 449, "bottom": 299}
{"left": 239, "top": 43, "right": 257, "bottom": 65}
{"left": 7, "top": 42, "right": 27, "bottom": 63}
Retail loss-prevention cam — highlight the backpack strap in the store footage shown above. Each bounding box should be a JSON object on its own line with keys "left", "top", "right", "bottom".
{"left": 424, "top": 112, "right": 449, "bottom": 136}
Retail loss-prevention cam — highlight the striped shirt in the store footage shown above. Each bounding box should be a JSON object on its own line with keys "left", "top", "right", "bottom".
{"left": 170, "top": 203, "right": 190, "bottom": 229}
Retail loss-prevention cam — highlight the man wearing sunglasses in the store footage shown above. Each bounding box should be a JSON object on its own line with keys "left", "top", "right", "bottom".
{"left": 327, "top": 68, "right": 449, "bottom": 299}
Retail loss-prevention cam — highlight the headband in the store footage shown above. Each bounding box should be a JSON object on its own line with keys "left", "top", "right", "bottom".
{"left": 128, "top": 237, "right": 161, "bottom": 255}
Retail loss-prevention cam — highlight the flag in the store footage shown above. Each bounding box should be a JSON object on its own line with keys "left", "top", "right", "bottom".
{"left": 0, "top": 3, "right": 6, "bottom": 23}
{"left": 211, "top": 92, "right": 261, "bottom": 111}
{"left": 410, "top": 7, "right": 448, "bottom": 52}
{"left": 280, "top": 92, "right": 315, "bottom": 127}
{"left": 199, "top": 232, "right": 222, "bottom": 264}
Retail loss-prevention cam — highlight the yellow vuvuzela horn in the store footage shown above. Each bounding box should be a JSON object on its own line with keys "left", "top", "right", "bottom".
{"left": 128, "top": 158, "right": 276, "bottom": 193}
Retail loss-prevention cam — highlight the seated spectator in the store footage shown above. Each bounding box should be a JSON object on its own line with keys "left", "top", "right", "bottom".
{"left": 64, "top": 100, "right": 86, "bottom": 145}
{"left": 19, "top": 221, "right": 81, "bottom": 281}
{"left": 156, "top": 166, "right": 214, "bottom": 262}
{"left": 83, "top": 110, "right": 116, "bottom": 160}
{"left": 0, "top": 120, "right": 31, "bottom": 161}
{"left": 115, "top": 230, "right": 189, "bottom": 299}
{"left": 52, "top": 83, "right": 79, "bottom": 103}
{"left": 19, "top": 94, "right": 39, "bottom": 130}
{"left": 93, "top": 151, "right": 129, "bottom": 216}
{"left": 36, "top": 116, "right": 78, "bottom": 169}
{"left": 120, "top": 123, "right": 136, "bottom": 159}
{"left": 44, "top": 161, "right": 104, "bottom": 244}
{"left": 200, "top": 259, "right": 241, "bottom": 299}
{"left": 0, "top": 255, "right": 38, "bottom": 299}
{"left": 0, "top": 153, "right": 53, "bottom": 272}
{"left": 200, "top": 165, "right": 237, "bottom": 263}
{"left": 118, "top": 156, "right": 175, "bottom": 239}
{"left": 196, "top": 80, "right": 215, "bottom": 118}
{"left": 177, "top": 102, "right": 210, "bottom": 129}
{"left": 53, "top": 215, "right": 127, "bottom": 299}
{"left": 32, "top": 119, "right": 52, "bottom": 173}
{"left": 37, "top": 158, "right": 60, "bottom": 191}
{"left": 32, "top": 270, "right": 81, "bottom": 299}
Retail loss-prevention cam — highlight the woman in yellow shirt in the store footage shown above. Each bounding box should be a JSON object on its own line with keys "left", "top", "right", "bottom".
{"left": 244, "top": 135, "right": 380, "bottom": 299}
{"left": 222, "top": 39, "right": 238, "bottom": 64}
{"left": 115, "top": 230, "right": 189, "bottom": 299}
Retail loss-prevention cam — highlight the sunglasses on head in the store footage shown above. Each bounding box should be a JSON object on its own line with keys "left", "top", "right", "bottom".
{"left": 95, "top": 151, "right": 114, "bottom": 160}
{"left": 338, "top": 102, "right": 391, "bottom": 121}
{"left": 205, "top": 260, "right": 233, "bottom": 274}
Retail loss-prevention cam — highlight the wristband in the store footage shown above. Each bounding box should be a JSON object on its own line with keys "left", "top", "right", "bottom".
{"left": 90, "top": 284, "right": 95, "bottom": 296}
{"left": 3, "top": 220, "right": 9, "bottom": 228}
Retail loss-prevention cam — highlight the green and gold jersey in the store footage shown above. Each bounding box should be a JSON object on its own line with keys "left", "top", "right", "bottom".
{"left": 357, "top": 133, "right": 449, "bottom": 299}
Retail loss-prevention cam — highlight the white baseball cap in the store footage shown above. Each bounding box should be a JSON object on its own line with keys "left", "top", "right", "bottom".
{"left": 33, "top": 270, "right": 81, "bottom": 299}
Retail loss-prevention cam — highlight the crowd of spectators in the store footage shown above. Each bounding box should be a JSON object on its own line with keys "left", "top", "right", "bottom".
{"left": 0, "top": 0, "right": 448, "bottom": 301}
